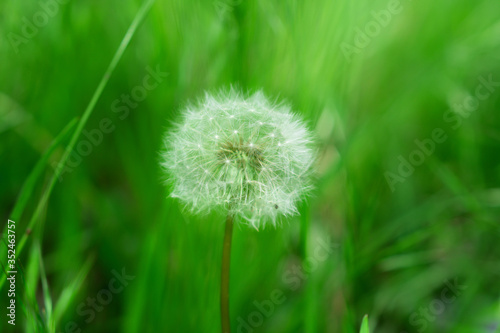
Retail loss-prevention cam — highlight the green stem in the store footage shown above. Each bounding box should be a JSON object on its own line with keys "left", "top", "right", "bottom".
{"left": 221, "top": 214, "right": 234, "bottom": 333}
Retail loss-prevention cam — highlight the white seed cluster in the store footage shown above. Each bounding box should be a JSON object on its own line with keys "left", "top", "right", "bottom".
{"left": 162, "top": 89, "right": 315, "bottom": 229}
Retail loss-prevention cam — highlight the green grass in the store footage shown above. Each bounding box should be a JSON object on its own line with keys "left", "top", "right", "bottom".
{"left": 1, "top": 0, "right": 500, "bottom": 332}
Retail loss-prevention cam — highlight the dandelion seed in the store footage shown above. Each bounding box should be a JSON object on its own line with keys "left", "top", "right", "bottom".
{"left": 161, "top": 88, "right": 316, "bottom": 229}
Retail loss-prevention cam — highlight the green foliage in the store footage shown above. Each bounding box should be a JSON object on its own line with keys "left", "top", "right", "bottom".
{"left": 1, "top": 0, "right": 500, "bottom": 332}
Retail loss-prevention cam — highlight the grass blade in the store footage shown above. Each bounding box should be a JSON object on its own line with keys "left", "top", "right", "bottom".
{"left": 360, "top": 314, "right": 369, "bottom": 333}
{"left": 0, "top": 0, "right": 156, "bottom": 292}
{"left": 53, "top": 255, "right": 95, "bottom": 326}
{"left": 37, "top": 243, "right": 54, "bottom": 333}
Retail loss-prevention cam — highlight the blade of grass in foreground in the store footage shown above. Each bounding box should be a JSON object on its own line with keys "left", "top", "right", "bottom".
{"left": 37, "top": 242, "right": 54, "bottom": 333}
{"left": 24, "top": 244, "right": 45, "bottom": 331}
{"left": 15, "top": 248, "right": 46, "bottom": 332}
{"left": 360, "top": 314, "right": 369, "bottom": 333}
{"left": 0, "top": 0, "right": 156, "bottom": 291}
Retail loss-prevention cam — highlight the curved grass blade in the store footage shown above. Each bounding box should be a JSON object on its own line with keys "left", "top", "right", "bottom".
{"left": 17, "top": 0, "right": 157, "bottom": 257}
{"left": 1, "top": 0, "right": 157, "bottom": 291}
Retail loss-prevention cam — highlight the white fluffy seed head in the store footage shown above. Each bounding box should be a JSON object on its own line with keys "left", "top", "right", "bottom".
{"left": 161, "top": 89, "right": 316, "bottom": 229}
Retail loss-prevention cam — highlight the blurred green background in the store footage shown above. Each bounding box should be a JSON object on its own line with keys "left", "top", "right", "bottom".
{"left": 1, "top": 0, "right": 500, "bottom": 332}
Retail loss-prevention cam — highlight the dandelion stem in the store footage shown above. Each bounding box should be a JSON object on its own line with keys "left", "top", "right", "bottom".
{"left": 221, "top": 214, "right": 234, "bottom": 333}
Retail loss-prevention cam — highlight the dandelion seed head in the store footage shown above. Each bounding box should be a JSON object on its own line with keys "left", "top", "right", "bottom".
{"left": 161, "top": 88, "right": 316, "bottom": 229}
